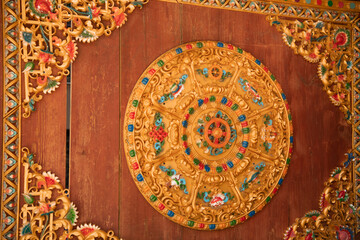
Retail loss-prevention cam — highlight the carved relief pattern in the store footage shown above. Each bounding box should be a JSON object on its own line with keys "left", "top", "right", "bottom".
{"left": 123, "top": 41, "right": 293, "bottom": 230}
{"left": 19, "top": 0, "right": 148, "bottom": 117}
{"left": 268, "top": 16, "right": 354, "bottom": 123}
{"left": 176, "top": 0, "right": 359, "bottom": 24}
{"left": 19, "top": 148, "right": 121, "bottom": 240}
{"left": 283, "top": 155, "right": 356, "bottom": 240}
{"left": 2, "top": 1, "right": 21, "bottom": 239}
{"left": 352, "top": 17, "right": 360, "bottom": 234}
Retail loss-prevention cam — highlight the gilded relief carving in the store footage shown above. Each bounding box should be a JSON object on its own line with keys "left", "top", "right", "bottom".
{"left": 124, "top": 41, "right": 293, "bottom": 230}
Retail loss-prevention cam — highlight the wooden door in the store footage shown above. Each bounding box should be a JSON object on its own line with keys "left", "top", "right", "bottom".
{"left": 18, "top": 1, "right": 351, "bottom": 239}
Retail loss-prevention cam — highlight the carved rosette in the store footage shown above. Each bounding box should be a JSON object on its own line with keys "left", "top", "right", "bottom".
{"left": 123, "top": 41, "right": 293, "bottom": 230}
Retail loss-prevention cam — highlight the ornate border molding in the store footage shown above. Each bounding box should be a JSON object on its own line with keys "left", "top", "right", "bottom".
{"left": 1, "top": 0, "right": 359, "bottom": 239}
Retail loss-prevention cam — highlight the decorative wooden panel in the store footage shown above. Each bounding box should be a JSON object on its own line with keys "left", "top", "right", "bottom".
{"left": 1, "top": 0, "right": 357, "bottom": 239}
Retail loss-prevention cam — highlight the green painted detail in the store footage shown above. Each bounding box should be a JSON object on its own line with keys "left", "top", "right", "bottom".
{"left": 216, "top": 166, "right": 223, "bottom": 173}
{"left": 193, "top": 158, "right": 200, "bottom": 165}
{"left": 286, "top": 158, "right": 291, "bottom": 164}
{"left": 188, "top": 221, "right": 195, "bottom": 227}
{"left": 210, "top": 96, "right": 216, "bottom": 102}
{"left": 65, "top": 205, "right": 78, "bottom": 225}
{"left": 132, "top": 100, "right": 139, "bottom": 107}
{"left": 150, "top": 195, "right": 157, "bottom": 202}
{"left": 270, "top": 75, "right": 276, "bottom": 81}
{"left": 237, "top": 153, "right": 244, "bottom": 159}
{"left": 288, "top": 114, "right": 292, "bottom": 121}
{"left": 231, "top": 104, "right": 239, "bottom": 111}
{"left": 328, "top": 0, "right": 333, "bottom": 6}
{"left": 237, "top": 48, "right": 243, "bottom": 54}
{"left": 23, "top": 193, "right": 34, "bottom": 205}
{"left": 242, "top": 127, "right": 250, "bottom": 134}
{"left": 189, "top": 108, "right": 194, "bottom": 114}
{"left": 157, "top": 60, "right": 164, "bottom": 67}
{"left": 197, "top": 42, "right": 203, "bottom": 48}
{"left": 285, "top": 35, "right": 293, "bottom": 45}
{"left": 130, "top": 150, "right": 136, "bottom": 157}
{"left": 182, "top": 135, "right": 187, "bottom": 141}
{"left": 266, "top": 196, "right": 271, "bottom": 203}
{"left": 230, "top": 220, "right": 237, "bottom": 226}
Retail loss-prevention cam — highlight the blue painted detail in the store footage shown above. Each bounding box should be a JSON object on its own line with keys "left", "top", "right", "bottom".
{"left": 176, "top": 48, "right": 183, "bottom": 54}
{"left": 205, "top": 165, "right": 210, "bottom": 172}
{"left": 217, "top": 42, "right": 224, "bottom": 47}
{"left": 167, "top": 210, "right": 175, "bottom": 217}
{"left": 185, "top": 148, "right": 191, "bottom": 155}
{"left": 182, "top": 120, "right": 188, "bottom": 128}
{"left": 136, "top": 174, "right": 144, "bottom": 182}
{"left": 281, "top": 93, "right": 286, "bottom": 100}
{"left": 290, "top": 136, "right": 293, "bottom": 143}
{"left": 227, "top": 161, "right": 234, "bottom": 168}
{"left": 278, "top": 178, "right": 283, "bottom": 185}
{"left": 198, "top": 99, "right": 204, "bottom": 107}
{"left": 238, "top": 115, "right": 246, "bottom": 122}
{"left": 128, "top": 124, "right": 134, "bottom": 132}
{"left": 255, "top": 59, "right": 261, "bottom": 65}
{"left": 142, "top": 77, "right": 149, "bottom": 85}
{"left": 221, "top": 97, "right": 228, "bottom": 104}
{"left": 249, "top": 210, "right": 256, "bottom": 217}
{"left": 209, "top": 224, "right": 216, "bottom": 230}
{"left": 242, "top": 141, "right": 249, "bottom": 148}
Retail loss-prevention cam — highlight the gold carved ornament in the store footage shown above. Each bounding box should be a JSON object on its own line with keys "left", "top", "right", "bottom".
{"left": 268, "top": 16, "right": 354, "bottom": 123}
{"left": 19, "top": 148, "right": 120, "bottom": 239}
{"left": 123, "top": 41, "right": 293, "bottom": 230}
{"left": 19, "top": 0, "right": 148, "bottom": 118}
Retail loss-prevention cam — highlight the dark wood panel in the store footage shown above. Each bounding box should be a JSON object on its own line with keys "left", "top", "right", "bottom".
{"left": 70, "top": 31, "right": 120, "bottom": 233}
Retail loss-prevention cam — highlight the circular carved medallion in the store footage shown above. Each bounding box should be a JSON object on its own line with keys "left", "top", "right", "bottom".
{"left": 124, "top": 41, "right": 293, "bottom": 230}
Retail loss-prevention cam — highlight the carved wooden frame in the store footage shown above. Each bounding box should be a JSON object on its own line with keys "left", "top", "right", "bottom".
{"left": 1, "top": 0, "right": 359, "bottom": 239}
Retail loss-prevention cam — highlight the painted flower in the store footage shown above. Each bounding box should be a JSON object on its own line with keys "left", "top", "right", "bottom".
{"left": 77, "top": 224, "right": 100, "bottom": 237}
{"left": 112, "top": 7, "right": 126, "bottom": 27}
{"left": 52, "top": 36, "right": 61, "bottom": 46}
{"left": 336, "top": 190, "right": 349, "bottom": 202}
{"left": 210, "top": 193, "right": 226, "bottom": 208}
{"left": 305, "top": 233, "right": 313, "bottom": 240}
{"left": 284, "top": 227, "right": 296, "bottom": 240}
{"left": 309, "top": 53, "right": 317, "bottom": 59}
{"left": 38, "top": 51, "right": 53, "bottom": 63}
{"left": 35, "top": 0, "right": 52, "bottom": 14}
{"left": 337, "top": 74, "right": 345, "bottom": 82}
{"left": 65, "top": 41, "right": 78, "bottom": 62}
{"left": 336, "top": 226, "right": 353, "bottom": 240}
{"left": 36, "top": 201, "right": 55, "bottom": 215}
{"left": 91, "top": 6, "right": 101, "bottom": 18}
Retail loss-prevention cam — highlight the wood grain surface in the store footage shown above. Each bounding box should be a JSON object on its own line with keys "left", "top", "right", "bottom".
{"left": 1, "top": 1, "right": 353, "bottom": 239}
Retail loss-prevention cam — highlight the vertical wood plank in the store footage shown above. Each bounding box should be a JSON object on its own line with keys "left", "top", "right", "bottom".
{"left": 70, "top": 31, "right": 120, "bottom": 234}
{"left": 21, "top": 75, "right": 67, "bottom": 185}
{"left": 120, "top": 3, "right": 183, "bottom": 239}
